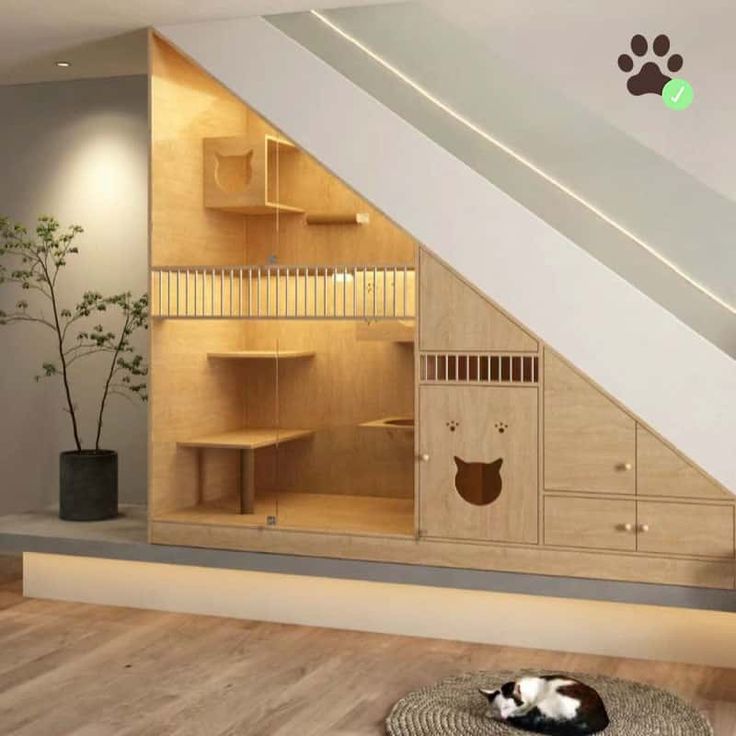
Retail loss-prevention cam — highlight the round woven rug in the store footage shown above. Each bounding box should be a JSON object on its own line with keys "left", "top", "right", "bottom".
{"left": 386, "top": 670, "right": 712, "bottom": 735}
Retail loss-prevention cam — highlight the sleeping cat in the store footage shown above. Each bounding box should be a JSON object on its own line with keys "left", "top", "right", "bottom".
{"left": 479, "top": 675, "right": 609, "bottom": 735}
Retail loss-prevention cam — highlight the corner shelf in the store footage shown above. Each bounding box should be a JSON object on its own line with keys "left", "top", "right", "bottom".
{"left": 234, "top": 203, "right": 305, "bottom": 215}
{"left": 355, "top": 320, "right": 415, "bottom": 343}
{"left": 306, "top": 212, "right": 370, "bottom": 225}
{"left": 207, "top": 350, "right": 315, "bottom": 360}
{"left": 360, "top": 416, "right": 414, "bottom": 431}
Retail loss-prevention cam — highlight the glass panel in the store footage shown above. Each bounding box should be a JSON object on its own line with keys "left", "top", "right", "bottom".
{"left": 238, "top": 114, "right": 417, "bottom": 536}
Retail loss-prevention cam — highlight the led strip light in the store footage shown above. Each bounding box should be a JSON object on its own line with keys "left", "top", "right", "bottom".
{"left": 310, "top": 10, "right": 735, "bottom": 315}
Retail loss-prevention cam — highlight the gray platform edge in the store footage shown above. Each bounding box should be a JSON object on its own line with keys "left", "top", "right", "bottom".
{"left": 1, "top": 507, "right": 734, "bottom": 613}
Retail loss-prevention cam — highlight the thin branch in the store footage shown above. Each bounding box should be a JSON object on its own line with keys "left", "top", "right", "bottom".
{"left": 1, "top": 314, "right": 56, "bottom": 330}
{"left": 64, "top": 342, "right": 117, "bottom": 357}
{"left": 95, "top": 310, "right": 131, "bottom": 450}
{"left": 65, "top": 349, "right": 111, "bottom": 366}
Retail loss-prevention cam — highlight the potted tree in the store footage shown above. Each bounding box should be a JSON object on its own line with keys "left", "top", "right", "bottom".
{"left": 0, "top": 216, "right": 148, "bottom": 521}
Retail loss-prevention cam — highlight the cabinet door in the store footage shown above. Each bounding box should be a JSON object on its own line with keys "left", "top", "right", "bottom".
{"left": 637, "top": 426, "right": 731, "bottom": 499}
{"left": 637, "top": 501, "right": 735, "bottom": 558}
{"left": 544, "top": 351, "right": 635, "bottom": 493}
{"left": 544, "top": 495, "right": 636, "bottom": 551}
{"left": 419, "top": 386, "right": 538, "bottom": 543}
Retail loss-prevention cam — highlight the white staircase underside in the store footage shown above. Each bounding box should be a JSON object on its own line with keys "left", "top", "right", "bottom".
{"left": 157, "top": 17, "right": 736, "bottom": 493}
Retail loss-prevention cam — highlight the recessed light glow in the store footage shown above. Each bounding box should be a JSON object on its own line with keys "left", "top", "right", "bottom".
{"left": 55, "top": 61, "right": 71, "bottom": 68}
{"left": 309, "top": 10, "right": 734, "bottom": 315}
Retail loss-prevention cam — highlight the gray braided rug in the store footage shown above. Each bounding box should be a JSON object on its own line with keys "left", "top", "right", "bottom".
{"left": 386, "top": 670, "right": 712, "bottom": 735}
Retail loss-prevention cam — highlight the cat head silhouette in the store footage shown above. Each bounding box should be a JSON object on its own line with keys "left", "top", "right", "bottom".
{"left": 214, "top": 149, "right": 254, "bottom": 194}
{"left": 454, "top": 456, "right": 503, "bottom": 506}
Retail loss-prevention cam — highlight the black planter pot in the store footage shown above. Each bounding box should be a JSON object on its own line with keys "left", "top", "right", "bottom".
{"left": 59, "top": 450, "right": 118, "bottom": 521}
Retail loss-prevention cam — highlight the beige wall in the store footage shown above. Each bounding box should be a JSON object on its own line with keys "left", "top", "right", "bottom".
{"left": 0, "top": 75, "right": 148, "bottom": 513}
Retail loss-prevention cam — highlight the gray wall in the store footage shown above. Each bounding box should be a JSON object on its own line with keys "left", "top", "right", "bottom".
{"left": 0, "top": 75, "right": 149, "bottom": 514}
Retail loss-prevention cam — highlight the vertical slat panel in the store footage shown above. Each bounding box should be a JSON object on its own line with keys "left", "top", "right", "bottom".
{"left": 295, "top": 267, "right": 299, "bottom": 318}
{"left": 342, "top": 268, "right": 347, "bottom": 317}
{"left": 257, "top": 268, "right": 261, "bottom": 318}
{"left": 157, "top": 270, "right": 162, "bottom": 317}
{"left": 373, "top": 266, "right": 377, "bottom": 318}
{"left": 151, "top": 264, "right": 416, "bottom": 320}
{"left": 314, "top": 266, "right": 319, "bottom": 318}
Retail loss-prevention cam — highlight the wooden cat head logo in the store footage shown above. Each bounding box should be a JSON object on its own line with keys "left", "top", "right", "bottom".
{"left": 214, "top": 150, "right": 253, "bottom": 194}
{"left": 454, "top": 456, "right": 503, "bottom": 506}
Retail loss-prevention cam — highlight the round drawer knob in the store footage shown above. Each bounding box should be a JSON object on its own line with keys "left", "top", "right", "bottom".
{"left": 623, "top": 462, "right": 633, "bottom": 471}
{"left": 623, "top": 523, "right": 634, "bottom": 532}
{"left": 638, "top": 523, "right": 650, "bottom": 533}
{"left": 419, "top": 453, "right": 430, "bottom": 462}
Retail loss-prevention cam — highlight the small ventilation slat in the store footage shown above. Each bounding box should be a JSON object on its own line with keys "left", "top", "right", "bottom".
{"left": 420, "top": 353, "right": 538, "bottom": 385}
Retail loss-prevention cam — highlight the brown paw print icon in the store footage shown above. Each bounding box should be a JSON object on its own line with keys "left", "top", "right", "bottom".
{"left": 618, "top": 34, "right": 683, "bottom": 96}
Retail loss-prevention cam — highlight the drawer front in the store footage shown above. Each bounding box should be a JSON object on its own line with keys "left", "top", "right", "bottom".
{"left": 637, "top": 501, "right": 735, "bottom": 559}
{"left": 544, "top": 496, "right": 636, "bottom": 551}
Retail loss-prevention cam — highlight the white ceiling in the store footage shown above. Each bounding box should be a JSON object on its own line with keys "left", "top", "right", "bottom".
{"left": 0, "top": 0, "right": 398, "bottom": 85}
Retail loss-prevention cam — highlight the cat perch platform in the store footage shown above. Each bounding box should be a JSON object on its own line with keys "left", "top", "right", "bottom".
{"left": 179, "top": 428, "right": 314, "bottom": 513}
{"left": 203, "top": 135, "right": 303, "bottom": 214}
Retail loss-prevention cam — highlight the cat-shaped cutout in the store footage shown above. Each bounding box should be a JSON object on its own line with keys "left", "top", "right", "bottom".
{"left": 454, "top": 456, "right": 503, "bottom": 506}
{"left": 214, "top": 150, "right": 254, "bottom": 194}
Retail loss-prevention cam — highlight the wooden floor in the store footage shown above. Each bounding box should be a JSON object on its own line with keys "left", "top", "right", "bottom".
{"left": 160, "top": 492, "right": 415, "bottom": 537}
{"left": 1, "top": 555, "right": 735, "bottom": 735}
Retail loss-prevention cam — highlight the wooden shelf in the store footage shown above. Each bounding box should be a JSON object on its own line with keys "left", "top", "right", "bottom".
{"left": 213, "top": 203, "right": 304, "bottom": 215}
{"left": 306, "top": 212, "right": 370, "bottom": 225}
{"left": 207, "top": 350, "right": 315, "bottom": 360}
{"left": 360, "top": 416, "right": 414, "bottom": 431}
{"left": 178, "top": 428, "right": 314, "bottom": 450}
{"left": 159, "top": 492, "right": 415, "bottom": 537}
{"left": 355, "top": 320, "right": 415, "bottom": 343}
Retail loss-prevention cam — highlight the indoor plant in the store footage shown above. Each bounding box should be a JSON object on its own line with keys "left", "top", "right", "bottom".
{"left": 0, "top": 216, "right": 148, "bottom": 520}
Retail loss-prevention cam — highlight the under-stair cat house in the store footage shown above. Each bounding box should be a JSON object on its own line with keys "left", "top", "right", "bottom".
{"left": 148, "top": 34, "right": 736, "bottom": 592}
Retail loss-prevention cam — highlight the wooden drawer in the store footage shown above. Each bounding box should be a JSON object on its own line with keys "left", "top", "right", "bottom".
{"left": 544, "top": 496, "right": 636, "bottom": 551}
{"left": 637, "top": 501, "right": 735, "bottom": 559}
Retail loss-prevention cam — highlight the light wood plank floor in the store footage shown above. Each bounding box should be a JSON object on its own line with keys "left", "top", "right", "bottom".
{"left": 0, "top": 555, "right": 734, "bottom": 735}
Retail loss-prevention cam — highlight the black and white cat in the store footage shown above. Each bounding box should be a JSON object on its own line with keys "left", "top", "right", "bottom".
{"left": 479, "top": 675, "right": 609, "bottom": 735}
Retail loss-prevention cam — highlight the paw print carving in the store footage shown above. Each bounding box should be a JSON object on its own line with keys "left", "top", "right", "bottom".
{"left": 446, "top": 420, "right": 459, "bottom": 433}
{"left": 494, "top": 422, "right": 508, "bottom": 434}
{"left": 618, "top": 34, "right": 683, "bottom": 96}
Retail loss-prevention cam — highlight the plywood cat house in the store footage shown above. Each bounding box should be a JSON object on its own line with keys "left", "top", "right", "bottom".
{"left": 149, "top": 35, "right": 735, "bottom": 591}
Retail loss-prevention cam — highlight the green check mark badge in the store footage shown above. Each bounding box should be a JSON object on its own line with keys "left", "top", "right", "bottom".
{"left": 662, "top": 78, "right": 694, "bottom": 110}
